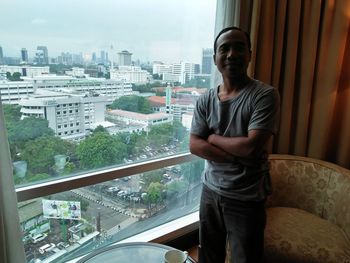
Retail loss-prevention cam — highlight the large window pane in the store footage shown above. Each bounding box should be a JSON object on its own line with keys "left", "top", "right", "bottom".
{"left": 19, "top": 160, "right": 204, "bottom": 262}
{"left": 0, "top": 0, "right": 216, "bottom": 186}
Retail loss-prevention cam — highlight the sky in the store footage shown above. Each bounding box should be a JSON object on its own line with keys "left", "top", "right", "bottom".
{"left": 0, "top": 0, "right": 216, "bottom": 64}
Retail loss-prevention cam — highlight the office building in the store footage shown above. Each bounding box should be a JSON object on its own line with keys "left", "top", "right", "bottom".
{"left": 201, "top": 48, "right": 213, "bottom": 74}
{"left": 0, "top": 65, "right": 49, "bottom": 78}
{"left": 110, "top": 66, "right": 150, "bottom": 84}
{"left": 21, "top": 48, "right": 29, "bottom": 64}
{"left": 0, "top": 46, "right": 3, "bottom": 64}
{"left": 27, "top": 75, "right": 133, "bottom": 103}
{"left": 19, "top": 89, "right": 108, "bottom": 141}
{"left": 35, "top": 46, "right": 49, "bottom": 64}
{"left": 0, "top": 80, "right": 34, "bottom": 104}
{"left": 153, "top": 62, "right": 199, "bottom": 84}
{"left": 100, "top": 50, "right": 106, "bottom": 65}
{"left": 118, "top": 50, "right": 132, "bottom": 66}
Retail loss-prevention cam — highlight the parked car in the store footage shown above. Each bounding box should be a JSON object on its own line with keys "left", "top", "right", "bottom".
{"left": 57, "top": 242, "right": 70, "bottom": 249}
{"left": 31, "top": 233, "right": 47, "bottom": 244}
{"left": 38, "top": 243, "right": 56, "bottom": 254}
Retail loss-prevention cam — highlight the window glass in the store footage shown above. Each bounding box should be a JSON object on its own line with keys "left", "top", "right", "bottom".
{"left": 1, "top": 0, "right": 216, "bottom": 260}
{"left": 1, "top": 0, "right": 216, "bottom": 185}
{"left": 19, "top": 160, "right": 204, "bottom": 262}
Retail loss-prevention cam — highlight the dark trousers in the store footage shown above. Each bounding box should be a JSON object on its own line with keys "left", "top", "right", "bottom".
{"left": 199, "top": 185, "right": 266, "bottom": 263}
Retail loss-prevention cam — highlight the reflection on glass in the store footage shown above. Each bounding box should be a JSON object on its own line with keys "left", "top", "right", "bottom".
{"left": 19, "top": 161, "right": 204, "bottom": 262}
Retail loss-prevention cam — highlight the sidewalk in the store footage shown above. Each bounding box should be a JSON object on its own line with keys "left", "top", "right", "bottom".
{"left": 106, "top": 217, "right": 138, "bottom": 236}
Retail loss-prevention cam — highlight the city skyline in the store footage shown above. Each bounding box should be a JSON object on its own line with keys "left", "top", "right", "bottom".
{"left": 0, "top": 0, "right": 216, "bottom": 64}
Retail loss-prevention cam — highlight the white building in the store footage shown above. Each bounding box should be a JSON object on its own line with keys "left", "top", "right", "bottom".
{"left": 107, "top": 109, "right": 173, "bottom": 132}
{"left": 152, "top": 64, "right": 173, "bottom": 75}
{"left": 19, "top": 89, "right": 108, "bottom": 141}
{"left": 110, "top": 66, "right": 150, "bottom": 84}
{"left": 162, "top": 73, "right": 182, "bottom": 83}
{"left": 181, "top": 112, "right": 193, "bottom": 130}
{"left": 171, "top": 103, "right": 195, "bottom": 122}
{"left": 152, "top": 62, "right": 198, "bottom": 84}
{"left": 0, "top": 80, "right": 34, "bottom": 104}
{"left": 23, "top": 75, "right": 133, "bottom": 104}
{"left": 65, "top": 67, "right": 85, "bottom": 77}
{"left": 0, "top": 65, "right": 50, "bottom": 78}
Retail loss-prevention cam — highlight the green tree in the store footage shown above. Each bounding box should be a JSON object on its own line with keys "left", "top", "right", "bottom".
{"left": 6, "top": 117, "right": 55, "bottom": 159}
{"left": 147, "top": 123, "right": 172, "bottom": 147}
{"left": 172, "top": 121, "right": 186, "bottom": 141}
{"left": 146, "top": 182, "right": 164, "bottom": 209}
{"left": 6, "top": 72, "right": 23, "bottom": 81}
{"left": 152, "top": 74, "right": 162, "bottom": 80}
{"left": 8, "top": 117, "right": 54, "bottom": 145}
{"left": 76, "top": 132, "right": 127, "bottom": 169}
{"left": 142, "top": 170, "right": 163, "bottom": 188}
{"left": 21, "top": 135, "right": 73, "bottom": 174}
{"left": 109, "top": 95, "right": 152, "bottom": 114}
{"left": 92, "top": 125, "right": 108, "bottom": 134}
{"left": 3, "top": 104, "right": 21, "bottom": 123}
{"left": 132, "top": 81, "right": 167, "bottom": 93}
{"left": 12, "top": 72, "right": 22, "bottom": 81}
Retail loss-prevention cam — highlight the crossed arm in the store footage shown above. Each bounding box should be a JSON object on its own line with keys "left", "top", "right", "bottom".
{"left": 189, "top": 129, "right": 272, "bottom": 163}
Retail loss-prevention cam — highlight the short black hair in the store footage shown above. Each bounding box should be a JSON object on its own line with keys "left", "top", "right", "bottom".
{"left": 213, "top": 26, "right": 251, "bottom": 55}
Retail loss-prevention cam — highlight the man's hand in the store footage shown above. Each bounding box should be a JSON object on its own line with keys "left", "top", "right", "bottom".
{"left": 207, "top": 134, "right": 217, "bottom": 145}
{"left": 189, "top": 134, "right": 235, "bottom": 163}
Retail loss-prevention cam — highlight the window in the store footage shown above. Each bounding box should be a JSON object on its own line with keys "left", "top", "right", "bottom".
{"left": 1, "top": 0, "right": 216, "bottom": 262}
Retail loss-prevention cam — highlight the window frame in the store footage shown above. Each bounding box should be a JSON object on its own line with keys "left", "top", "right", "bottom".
{"left": 16, "top": 152, "right": 196, "bottom": 202}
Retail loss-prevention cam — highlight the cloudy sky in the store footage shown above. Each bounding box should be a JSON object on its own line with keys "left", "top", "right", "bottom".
{"left": 0, "top": 0, "right": 216, "bottom": 64}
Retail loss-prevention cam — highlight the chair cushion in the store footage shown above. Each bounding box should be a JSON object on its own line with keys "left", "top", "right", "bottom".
{"left": 265, "top": 207, "right": 350, "bottom": 263}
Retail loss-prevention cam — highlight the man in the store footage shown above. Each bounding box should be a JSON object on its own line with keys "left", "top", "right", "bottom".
{"left": 190, "top": 26, "right": 280, "bottom": 263}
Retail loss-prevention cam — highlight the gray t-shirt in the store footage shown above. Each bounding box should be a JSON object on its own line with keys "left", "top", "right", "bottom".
{"left": 191, "top": 79, "right": 280, "bottom": 201}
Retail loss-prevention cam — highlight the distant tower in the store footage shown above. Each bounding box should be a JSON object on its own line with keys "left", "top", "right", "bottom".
{"left": 21, "top": 48, "right": 29, "bottom": 63}
{"left": 201, "top": 48, "right": 213, "bottom": 74}
{"left": 92, "top": 52, "right": 97, "bottom": 63}
{"left": 100, "top": 50, "right": 105, "bottom": 65}
{"left": 36, "top": 46, "right": 49, "bottom": 64}
{"left": 118, "top": 50, "right": 132, "bottom": 66}
{"left": 110, "top": 45, "right": 114, "bottom": 70}
{"left": 0, "top": 46, "right": 3, "bottom": 64}
{"left": 165, "top": 83, "right": 172, "bottom": 114}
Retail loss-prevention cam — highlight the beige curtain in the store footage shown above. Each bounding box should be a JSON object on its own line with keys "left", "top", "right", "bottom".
{"left": 238, "top": 0, "right": 350, "bottom": 168}
{"left": 0, "top": 100, "right": 26, "bottom": 263}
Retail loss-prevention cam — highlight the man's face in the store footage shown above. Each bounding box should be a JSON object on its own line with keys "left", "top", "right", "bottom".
{"left": 213, "top": 29, "right": 251, "bottom": 78}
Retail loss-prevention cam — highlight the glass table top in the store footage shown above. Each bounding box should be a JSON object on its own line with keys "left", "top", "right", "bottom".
{"left": 77, "top": 242, "right": 195, "bottom": 263}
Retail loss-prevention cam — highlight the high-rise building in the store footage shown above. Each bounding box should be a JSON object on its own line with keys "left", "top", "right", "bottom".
{"left": 118, "top": 50, "right": 132, "bottom": 66}
{"left": 21, "top": 48, "right": 29, "bottom": 63}
{"left": 0, "top": 46, "right": 4, "bottom": 65}
{"left": 92, "top": 52, "right": 97, "bottom": 63}
{"left": 100, "top": 50, "right": 106, "bottom": 65}
{"left": 36, "top": 46, "right": 49, "bottom": 64}
{"left": 201, "top": 48, "right": 213, "bottom": 74}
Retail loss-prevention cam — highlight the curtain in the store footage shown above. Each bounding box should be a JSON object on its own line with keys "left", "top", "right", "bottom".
{"left": 238, "top": 0, "right": 350, "bottom": 168}
{"left": 0, "top": 100, "right": 26, "bottom": 263}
